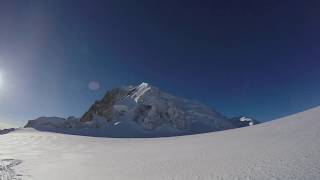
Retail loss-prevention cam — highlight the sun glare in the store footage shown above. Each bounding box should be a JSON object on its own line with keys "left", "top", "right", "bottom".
{"left": 0, "top": 72, "right": 3, "bottom": 89}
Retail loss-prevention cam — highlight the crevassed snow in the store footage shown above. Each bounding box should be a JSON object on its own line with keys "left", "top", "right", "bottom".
{"left": 1, "top": 106, "right": 320, "bottom": 180}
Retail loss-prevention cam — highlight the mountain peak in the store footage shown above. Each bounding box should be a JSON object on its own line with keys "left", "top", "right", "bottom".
{"left": 24, "top": 83, "right": 258, "bottom": 137}
{"left": 230, "top": 116, "right": 260, "bottom": 127}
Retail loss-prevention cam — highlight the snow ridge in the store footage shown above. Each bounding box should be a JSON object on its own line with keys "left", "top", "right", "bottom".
{"left": 130, "top": 82, "right": 151, "bottom": 103}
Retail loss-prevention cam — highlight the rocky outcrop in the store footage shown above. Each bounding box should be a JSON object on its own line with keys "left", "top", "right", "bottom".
{"left": 0, "top": 128, "right": 15, "bottom": 135}
{"left": 80, "top": 88, "right": 128, "bottom": 123}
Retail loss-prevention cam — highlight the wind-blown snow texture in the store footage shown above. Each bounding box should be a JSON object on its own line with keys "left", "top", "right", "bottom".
{"left": 24, "top": 83, "right": 256, "bottom": 137}
{"left": 1, "top": 106, "right": 320, "bottom": 180}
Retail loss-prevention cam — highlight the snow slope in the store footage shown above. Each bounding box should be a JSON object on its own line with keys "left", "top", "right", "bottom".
{"left": 1, "top": 106, "right": 320, "bottom": 180}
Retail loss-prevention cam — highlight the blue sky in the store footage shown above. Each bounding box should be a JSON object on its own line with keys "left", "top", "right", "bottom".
{"left": 0, "top": 0, "right": 320, "bottom": 125}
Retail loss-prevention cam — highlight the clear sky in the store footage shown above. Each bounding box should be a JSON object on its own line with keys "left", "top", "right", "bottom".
{"left": 0, "top": 0, "right": 320, "bottom": 126}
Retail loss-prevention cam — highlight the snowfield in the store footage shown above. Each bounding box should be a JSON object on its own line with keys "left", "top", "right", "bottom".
{"left": 1, "top": 107, "right": 320, "bottom": 180}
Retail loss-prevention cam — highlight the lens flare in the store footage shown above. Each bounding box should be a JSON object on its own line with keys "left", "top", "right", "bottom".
{"left": 88, "top": 81, "right": 100, "bottom": 91}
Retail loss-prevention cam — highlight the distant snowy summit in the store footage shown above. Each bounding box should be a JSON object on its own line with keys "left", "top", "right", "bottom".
{"left": 229, "top": 116, "right": 260, "bottom": 127}
{"left": 25, "top": 82, "right": 259, "bottom": 137}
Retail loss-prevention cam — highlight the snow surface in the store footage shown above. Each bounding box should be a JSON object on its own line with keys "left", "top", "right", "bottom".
{"left": 1, "top": 106, "right": 320, "bottom": 180}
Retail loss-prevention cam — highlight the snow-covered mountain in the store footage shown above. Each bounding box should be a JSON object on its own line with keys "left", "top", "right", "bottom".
{"left": 25, "top": 83, "right": 257, "bottom": 137}
{"left": 229, "top": 116, "right": 260, "bottom": 127}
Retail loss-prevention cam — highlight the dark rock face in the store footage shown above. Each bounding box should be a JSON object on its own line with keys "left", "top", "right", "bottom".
{"left": 80, "top": 88, "right": 128, "bottom": 123}
{"left": 0, "top": 128, "right": 16, "bottom": 135}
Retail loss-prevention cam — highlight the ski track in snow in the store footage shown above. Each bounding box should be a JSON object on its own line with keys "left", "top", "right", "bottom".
{"left": 0, "top": 159, "right": 22, "bottom": 180}
{"left": 0, "top": 107, "right": 320, "bottom": 179}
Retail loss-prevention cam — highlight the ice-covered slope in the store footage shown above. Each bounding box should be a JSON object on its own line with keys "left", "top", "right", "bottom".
{"left": 1, "top": 106, "right": 320, "bottom": 180}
